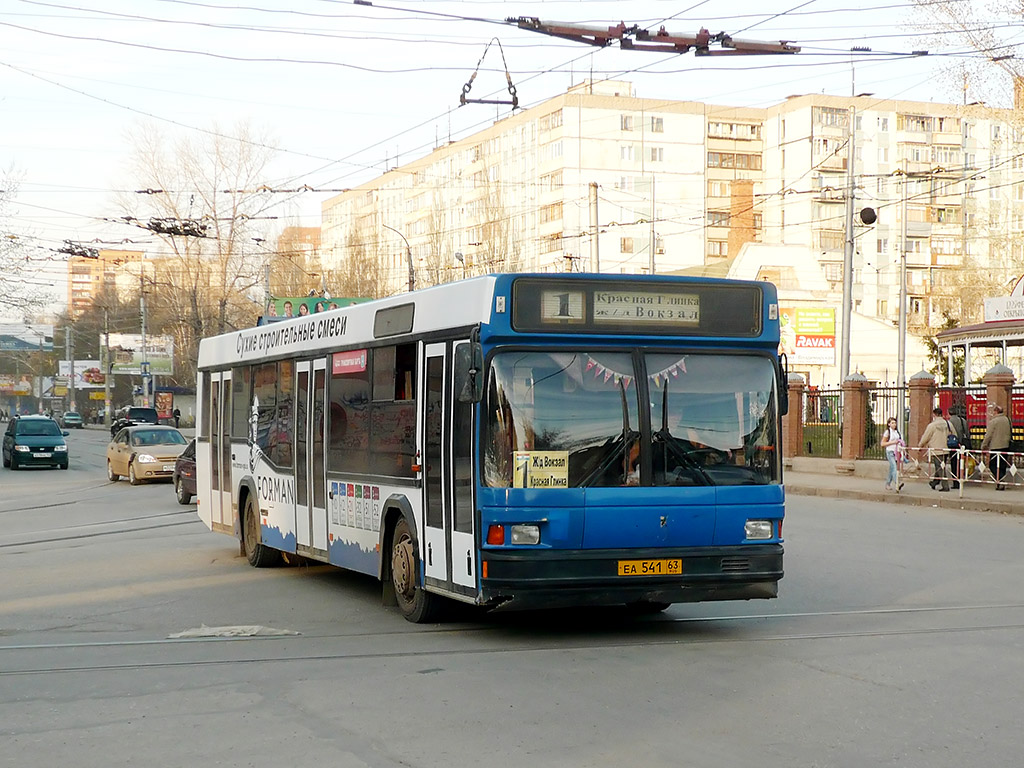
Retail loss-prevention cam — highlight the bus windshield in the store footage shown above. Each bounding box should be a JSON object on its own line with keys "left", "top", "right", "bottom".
{"left": 483, "top": 350, "right": 778, "bottom": 488}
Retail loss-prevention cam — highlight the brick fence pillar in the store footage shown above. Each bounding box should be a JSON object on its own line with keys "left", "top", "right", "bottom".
{"left": 783, "top": 373, "right": 805, "bottom": 458}
{"left": 983, "top": 364, "right": 1016, "bottom": 416}
{"left": 841, "top": 372, "right": 870, "bottom": 460}
{"left": 908, "top": 370, "right": 936, "bottom": 448}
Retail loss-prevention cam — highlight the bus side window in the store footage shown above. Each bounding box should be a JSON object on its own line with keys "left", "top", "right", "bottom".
{"left": 369, "top": 344, "right": 417, "bottom": 477}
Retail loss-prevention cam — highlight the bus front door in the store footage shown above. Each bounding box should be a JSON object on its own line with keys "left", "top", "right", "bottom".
{"left": 295, "top": 359, "right": 328, "bottom": 557}
{"left": 422, "top": 341, "right": 476, "bottom": 598}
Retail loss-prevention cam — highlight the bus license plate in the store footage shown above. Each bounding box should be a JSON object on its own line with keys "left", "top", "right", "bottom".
{"left": 618, "top": 558, "right": 682, "bottom": 576}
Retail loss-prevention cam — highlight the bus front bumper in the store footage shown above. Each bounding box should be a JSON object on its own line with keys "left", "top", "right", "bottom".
{"left": 479, "top": 544, "right": 783, "bottom": 611}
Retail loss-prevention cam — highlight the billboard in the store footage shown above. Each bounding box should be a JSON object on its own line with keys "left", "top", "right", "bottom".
{"left": 0, "top": 374, "right": 33, "bottom": 395}
{"left": 102, "top": 334, "right": 174, "bottom": 375}
{"left": 780, "top": 307, "right": 836, "bottom": 366}
{"left": 0, "top": 323, "right": 54, "bottom": 351}
{"left": 58, "top": 360, "right": 106, "bottom": 389}
{"left": 267, "top": 296, "right": 370, "bottom": 319}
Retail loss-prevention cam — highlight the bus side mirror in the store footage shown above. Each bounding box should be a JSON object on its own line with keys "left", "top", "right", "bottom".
{"left": 455, "top": 342, "right": 484, "bottom": 403}
{"left": 777, "top": 353, "right": 789, "bottom": 416}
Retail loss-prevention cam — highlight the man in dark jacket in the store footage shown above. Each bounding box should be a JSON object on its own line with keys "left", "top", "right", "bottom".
{"left": 947, "top": 405, "right": 970, "bottom": 488}
{"left": 981, "top": 403, "right": 1012, "bottom": 490}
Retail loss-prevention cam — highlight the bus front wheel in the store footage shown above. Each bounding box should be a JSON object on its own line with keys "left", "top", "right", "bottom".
{"left": 243, "top": 494, "right": 280, "bottom": 568}
{"left": 391, "top": 517, "right": 441, "bottom": 623}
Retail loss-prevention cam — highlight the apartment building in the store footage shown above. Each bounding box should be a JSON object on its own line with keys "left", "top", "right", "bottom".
{"left": 321, "top": 81, "right": 1024, "bottom": 329}
{"left": 762, "top": 94, "right": 1023, "bottom": 330}
{"left": 67, "top": 249, "right": 145, "bottom": 318}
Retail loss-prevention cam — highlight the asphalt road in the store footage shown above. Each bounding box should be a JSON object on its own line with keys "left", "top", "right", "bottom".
{"left": 2, "top": 426, "right": 1024, "bottom": 767}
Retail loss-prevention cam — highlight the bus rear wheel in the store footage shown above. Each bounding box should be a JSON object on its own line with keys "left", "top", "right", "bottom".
{"left": 391, "top": 517, "right": 441, "bottom": 623}
{"left": 243, "top": 494, "right": 279, "bottom": 568}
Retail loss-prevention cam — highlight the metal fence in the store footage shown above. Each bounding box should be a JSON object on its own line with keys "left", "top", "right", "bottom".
{"left": 801, "top": 387, "right": 842, "bottom": 457}
{"left": 861, "top": 386, "right": 904, "bottom": 460}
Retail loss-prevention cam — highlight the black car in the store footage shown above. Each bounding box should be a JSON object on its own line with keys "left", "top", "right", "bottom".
{"left": 173, "top": 438, "right": 196, "bottom": 504}
{"left": 110, "top": 406, "right": 160, "bottom": 437}
{"left": 2, "top": 415, "right": 70, "bottom": 470}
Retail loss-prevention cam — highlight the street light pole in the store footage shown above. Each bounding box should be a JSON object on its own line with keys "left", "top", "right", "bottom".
{"left": 382, "top": 224, "right": 415, "bottom": 292}
{"left": 840, "top": 106, "right": 857, "bottom": 383}
{"left": 140, "top": 273, "right": 149, "bottom": 408}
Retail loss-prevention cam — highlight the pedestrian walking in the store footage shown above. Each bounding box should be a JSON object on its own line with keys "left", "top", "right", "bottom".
{"left": 880, "top": 417, "right": 905, "bottom": 492}
{"left": 173, "top": 407, "right": 181, "bottom": 429}
{"left": 917, "top": 406, "right": 952, "bottom": 492}
{"left": 947, "top": 405, "right": 970, "bottom": 488}
{"left": 980, "top": 403, "right": 1012, "bottom": 490}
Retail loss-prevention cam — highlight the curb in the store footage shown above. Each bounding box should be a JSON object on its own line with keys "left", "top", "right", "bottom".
{"left": 786, "top": 483, "right": 1023, "bottom": 515}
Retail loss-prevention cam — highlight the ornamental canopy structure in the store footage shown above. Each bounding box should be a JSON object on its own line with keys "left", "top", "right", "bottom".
{"left": 934, "top": 319, "right": 1024, "bottom": 385}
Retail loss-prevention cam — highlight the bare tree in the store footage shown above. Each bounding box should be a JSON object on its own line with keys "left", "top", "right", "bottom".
{"left": 479, "top": 185, "right": 524, "bottom": 274}
{"left": 0, "top": 170, "right": 50, "bottom": 315}
{"left": 117, "top": 122, "right": 277, "bottom": 381}
{"left": 911, "top": 1, "right": 1024, "bottom": 107}
{"left": 336, "top": 218, "right": 388, "bottom": 300}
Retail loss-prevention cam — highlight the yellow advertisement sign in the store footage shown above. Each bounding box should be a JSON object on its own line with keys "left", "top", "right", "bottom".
{"left": 780, "top": 307, "right": 836, "bottom": 365}
{"left": 513, "top": 451, "right": 570, "bottom": 489}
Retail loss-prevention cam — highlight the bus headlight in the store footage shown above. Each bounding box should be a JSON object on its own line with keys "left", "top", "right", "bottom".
{"left": 744, "top": 520, "right": 773, "bottom": 540}
{"left": 510, "top": 524, "right": 540, "bottom": 545}
{"left": 136, "top": 453, "right": 158, "bottom": 463}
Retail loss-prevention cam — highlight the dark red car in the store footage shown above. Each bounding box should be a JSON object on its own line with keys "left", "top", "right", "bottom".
{"left": 173, "top": 438, "right": 196, "bottom": 504}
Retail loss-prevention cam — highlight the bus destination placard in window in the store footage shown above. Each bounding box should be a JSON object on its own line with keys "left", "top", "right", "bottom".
{"left": 593, "top": 290, "right": 699, "bottom": 325}
{"left": 513, "top": 451, "right": 570, "bottom": 488}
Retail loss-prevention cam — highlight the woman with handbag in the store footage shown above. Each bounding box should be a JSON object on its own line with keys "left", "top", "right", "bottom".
{"left": 880, "top": 417, "right": 905, "bottom": 492}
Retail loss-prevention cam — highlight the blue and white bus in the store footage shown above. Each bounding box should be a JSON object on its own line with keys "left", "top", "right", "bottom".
{"left": 195, "top": 274, "right": 786, "bottom": 622}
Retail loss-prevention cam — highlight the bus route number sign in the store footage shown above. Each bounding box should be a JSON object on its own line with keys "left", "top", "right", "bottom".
{"left": 617, "top": 558, "right": 683, "bottom": 576}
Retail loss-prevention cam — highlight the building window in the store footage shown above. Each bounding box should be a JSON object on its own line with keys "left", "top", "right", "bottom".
{"left": 540, "top": 202, "right": 563, "bottom": 224}
{"left": 621, "top": 145, "right": 636, "bottom": 161}
{"left": 620, "top": 237, "right": 635, "bottom": 253}
{"left": 655, "top": 236, "right": 665, "bottom": 255}
{"left": 823, "top": 262, "right": 843, "bottom": 282}
{"left": 651, "top": 116, "right": 664, "bottom": 133}
{"left": 621, "top": 115, "right": 634, "bottom": 131}
{"left": 707, "top": 180, "right": 731, "bottom": 197}
{"left": 815, "top": 107, "right": 849, "bottom": 127}
{"left": 649, "top": 147, "right": 664, "bottom": 162}
{"left": 707, "top": 211, "right": 730, "bottom": 227}
{"left": 898, "top": 114, "right": 932, "bottom": 132}
{"left": 878, "top": 117, "right": 889, "bottom": 131}
{"left": 706, "top": 241, "right": 728, "bottom": 258}
{"left": 877, "top": 238, "right": 889, "bottom": 253}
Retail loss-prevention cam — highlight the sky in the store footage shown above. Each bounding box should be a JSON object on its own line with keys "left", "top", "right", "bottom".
{"left": 2, "top": 0, "right": 1019, "bottom": 314}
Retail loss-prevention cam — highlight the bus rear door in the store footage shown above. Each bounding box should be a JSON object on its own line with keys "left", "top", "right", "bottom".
{"left": 208, "top": 371, "right": 233, "bottom": 533}
{"left": 295, "top": 359, "right": 328, "bottom": 556}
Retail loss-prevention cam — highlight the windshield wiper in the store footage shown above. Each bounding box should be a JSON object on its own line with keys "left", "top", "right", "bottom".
{"left": 579, "top": 379, "right": 638, "bottom": 488}
{"left": 652, "top": 383, "right": 714, "bottom": 486}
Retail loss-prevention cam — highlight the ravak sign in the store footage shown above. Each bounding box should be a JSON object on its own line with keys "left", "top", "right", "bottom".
{"left": 780, "top": 307, "right": 836, "bottom": 366}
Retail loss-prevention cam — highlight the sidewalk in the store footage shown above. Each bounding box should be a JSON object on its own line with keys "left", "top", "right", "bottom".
{"left": 785, "top": 456, "right": 1023, "bottom": 515}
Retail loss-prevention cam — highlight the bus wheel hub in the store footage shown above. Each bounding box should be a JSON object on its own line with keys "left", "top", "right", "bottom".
{"left": 393, "top": 537, "right": 415, "bottom": 597}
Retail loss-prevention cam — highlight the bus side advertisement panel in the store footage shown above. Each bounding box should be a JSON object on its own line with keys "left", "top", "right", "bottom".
{"left": 250, "top": 450, "right": 297, "bottom": 553}
{"left": 326, "top": 480, "right": 417, "bottom": 577}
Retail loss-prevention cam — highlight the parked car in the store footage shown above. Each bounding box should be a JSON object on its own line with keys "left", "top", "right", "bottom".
{"left": 110, "top": 406, "right": 160, "bottom": 437}
{"left": 173, "top": 438, "right": 197, "bottom": 504}
{"left": 60, "top": 411, "right": 84, "bottom": 429}
{"left": 107, "top": 425, "right": 190, "bottom": 485}
{"left": 2, "top": 415, "right": 70, "bottom": 470}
